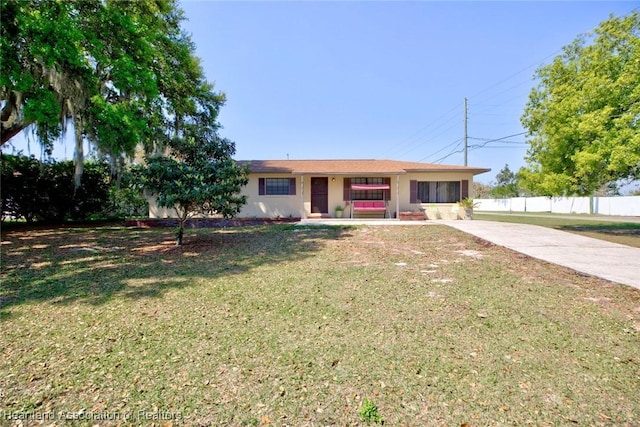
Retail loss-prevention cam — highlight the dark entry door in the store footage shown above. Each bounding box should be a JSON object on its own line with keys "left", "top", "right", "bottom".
{"left": 311, "top": 177, "right": 329, "bottom": 214}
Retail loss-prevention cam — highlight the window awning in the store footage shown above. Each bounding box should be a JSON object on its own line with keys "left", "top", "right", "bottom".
{"left": 350, "top": 184, "right": 390, "bottom": 190}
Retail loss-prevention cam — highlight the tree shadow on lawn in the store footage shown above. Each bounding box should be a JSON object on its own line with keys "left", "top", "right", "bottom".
{"left": 558, "top": 222, "right": 640, "bottom": 240}
{"left": 559, "top": 222, "right": 640, "bottom": 232}
{"left": 0, "top": 224, "right": 353, "bottom": 313}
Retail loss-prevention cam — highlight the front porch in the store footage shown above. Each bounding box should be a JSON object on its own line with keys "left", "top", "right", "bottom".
{"left": 297, "top": 218, "right": 438, "bottom": 226}
{"left": 302, "top": 175, "right": 469, "bottom": 220}
{"left": 305, "top": 175, "right": 399, "bottom": 219}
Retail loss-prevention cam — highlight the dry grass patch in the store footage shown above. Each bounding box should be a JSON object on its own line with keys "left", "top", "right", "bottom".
{"left": 1, "top": 224, "right": 639, "bottom": 426}
{"left": 474, "top": 212, "right": 640, "bottom": 248}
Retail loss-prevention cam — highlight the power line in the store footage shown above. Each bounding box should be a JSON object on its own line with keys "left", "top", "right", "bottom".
{"left": 474, "top": 145, "right": 529, "bottom": 149}
{"left": 390, "top": 114, "right": 464, "bottom": 158}
{"left": 432, "top": 141, "right": 466, "bottom": 164}
{"left": 379, "top": 103, "right": 461, "bottom": 158}
{"left": 388, "top": 46, "right": 568, "bottom": 165}
{"left": 468, "top": 136, "right": 528, "bottom": 145}
{"left": 418, "top": 138, "right": 463, "bottom": 162}
{"left": 468, "top": 50, "right": 562, "bottom": 101}
{"left": 467, "top": 132, "right": 528, "bottom": 151}
{"left": 427, "top": 131, "right": 528, "bottom": 164}
{"left": 469, "top": 78, "right": 536, "bottom": 111}
{"left": 408, "top": 11, "right": 640, "bottom": 166}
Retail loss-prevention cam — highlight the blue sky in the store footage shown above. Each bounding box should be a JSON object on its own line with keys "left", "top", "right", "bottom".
{"left": 4, "top": 1, "right": 638, "bottom": 184}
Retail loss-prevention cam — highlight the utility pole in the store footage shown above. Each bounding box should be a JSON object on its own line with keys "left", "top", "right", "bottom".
{"left": 463, "top": 97, "right": 468, "bottom": 166}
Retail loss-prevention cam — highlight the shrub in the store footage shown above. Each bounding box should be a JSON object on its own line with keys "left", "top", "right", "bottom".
{"left": 1, "top": 154, "right": 112, "bottom": 223}
{"left": 1, "top": 154, "right": 43, "bottom": 222}
{"left": 101, "top": 165, "right": 148, "bottom": 219}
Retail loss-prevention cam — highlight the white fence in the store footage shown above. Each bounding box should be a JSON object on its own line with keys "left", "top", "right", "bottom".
{"left": 475, "top": 196, "right": 640, "bottom": 217}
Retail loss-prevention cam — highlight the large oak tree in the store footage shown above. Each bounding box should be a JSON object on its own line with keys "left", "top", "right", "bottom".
{"left": 520, "top": 12, "right": 640, "bottom": 196}
{"left": 0, "top": 0, "right": 209, "bottom": 185}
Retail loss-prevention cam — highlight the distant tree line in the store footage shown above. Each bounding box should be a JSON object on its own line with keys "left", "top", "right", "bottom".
{"left": 474, "top": 164, "right": 639, "bottom": 199}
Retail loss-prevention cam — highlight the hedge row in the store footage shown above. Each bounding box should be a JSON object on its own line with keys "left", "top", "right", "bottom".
{"left": 1, "top": 154, "right": 147, "bottom": 223}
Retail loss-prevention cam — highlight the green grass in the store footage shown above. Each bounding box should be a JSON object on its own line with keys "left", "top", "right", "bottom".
{"left": 474, "top": 212, "right": 640, "bottom": 248}
{"left": 1, "top": 224, "right": 639, "bottom": 425}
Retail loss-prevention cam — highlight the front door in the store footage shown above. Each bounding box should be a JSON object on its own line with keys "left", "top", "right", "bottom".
{"left": 311, "top": 177, "right": 329, "bottom": 214}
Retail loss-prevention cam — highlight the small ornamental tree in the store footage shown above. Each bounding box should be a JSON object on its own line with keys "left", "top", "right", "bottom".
{"left": 141, "top": 55, "right": 247, "bottom": 245}
{"left": 143, "top": 136, "right": 248, "bottom": 246}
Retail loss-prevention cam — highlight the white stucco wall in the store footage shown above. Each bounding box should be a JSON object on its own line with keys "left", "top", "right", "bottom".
{"left": 550, "top": 197, "right": 590, "bottom": 214}
{"left": 147, "top": 196, "right": 223, "bottom": 219}
{"left": 398, "top": 172, "right": 476, "bottom": 213}
{"left": 595, "top": 196, "right": 640, "bottom": 216}
{"left": 526, "top": 197, "right": 553, "bottom": 212}
{"left": 238, "top": 174, "right": 304, "bottom": 218}
{"left": 476, "top": 196, "right": 640, "bottom": 216}
{"left": 148, "top": 196, "right": 173, "bottom": 219}
{"left": 476, "top": 197, "right": 551, "bottom": 212}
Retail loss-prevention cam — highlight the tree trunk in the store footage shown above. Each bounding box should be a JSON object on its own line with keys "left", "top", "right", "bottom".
{"left": 175, "top": 206, "right": 189, "bottom": 246}
{"left": 176, "top": 223, "right": 184, "bottom": 246}
{"left": 73, "top": 113, "right": 84, "bottom": 189}
{"left": 1, "top": 123, "right": 28, "bottom": 145}
{"left": 0, "top": 91, "right": 29, "bottom": 145}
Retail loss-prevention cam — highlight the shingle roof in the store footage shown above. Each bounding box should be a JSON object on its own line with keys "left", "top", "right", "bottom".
{"left": 239, "top": 159, "right": 490, "bottom": 175}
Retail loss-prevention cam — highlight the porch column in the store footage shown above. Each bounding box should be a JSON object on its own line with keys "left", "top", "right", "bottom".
{"left": 396, "top": 175, "right": 400, "bottom": 220}
{"left": 300, "top": 175, "right": 305, "bottom": 219}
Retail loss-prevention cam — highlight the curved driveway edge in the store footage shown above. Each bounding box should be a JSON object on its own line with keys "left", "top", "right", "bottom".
{"left": 444, "top": 220, "right": 640, "bottom": 290}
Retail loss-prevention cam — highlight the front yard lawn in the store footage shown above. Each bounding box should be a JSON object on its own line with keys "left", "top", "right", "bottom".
{"left": 474, "top": 212, "right": 640, "bottom": 248}
{"left": 1, "top": 224, "right": 638, "bottom": 425}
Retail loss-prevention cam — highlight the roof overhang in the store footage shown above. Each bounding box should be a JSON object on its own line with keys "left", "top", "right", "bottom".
{"left": 239, "top": 160, "right": 491, "bottom": 176}
{"left": 403, "top": 167, "right": 491, "bottom": 175}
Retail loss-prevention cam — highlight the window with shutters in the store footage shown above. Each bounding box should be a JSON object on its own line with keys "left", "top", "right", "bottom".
{"left": 259, "top": 178, "right": 296, "bottom": 196}
{"left": 415, "top": 181, "right": 461, "bottom": 203}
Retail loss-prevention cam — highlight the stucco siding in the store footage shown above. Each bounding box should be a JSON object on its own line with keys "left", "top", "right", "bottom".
{"left": 148, "top": 195, "right": 173, "bottom": 219}
{"left": 147, "top": 195, "right": 222, "bottom": 219}
{"left": 147, "top": 170, "right": 478, "bottom": 220}
{"left": 240, "top": 174, "right": 303, "bottom": 218}
{"left": 397, "top": 172, "right": 475, "bottom": 212}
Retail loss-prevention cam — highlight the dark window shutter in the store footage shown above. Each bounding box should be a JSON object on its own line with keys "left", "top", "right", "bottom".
{"left": 289, "top": 177, "right": 296, "bottom": 195}
{"left": 343, "top": 178, "right": 351, "bottom": 201}
{"left": 259, "top": 178, "right": 265, "bottom": 195}
{"left": 461, "top": 179, "right": 469, "bottom": 199}
{"left": 410, "top": 180, "right": 418, "bottom": 203}
{"left": 384, "top": 177, "right": 391, "bottom": 201}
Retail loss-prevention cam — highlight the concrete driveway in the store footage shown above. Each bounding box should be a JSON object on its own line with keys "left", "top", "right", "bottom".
{"left": 445, "top": 220, "right": 640, "bottom": 290}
